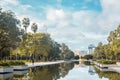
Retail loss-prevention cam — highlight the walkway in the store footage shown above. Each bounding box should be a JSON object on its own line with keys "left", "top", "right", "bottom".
{"left": 110, "top": 67, "right": 120, "bottom": 73}
{"left": 27, "top": 60, "right": 65, "bottom": 68}
{"left": 94, "top": 61, "right": 120, "bottom": 73}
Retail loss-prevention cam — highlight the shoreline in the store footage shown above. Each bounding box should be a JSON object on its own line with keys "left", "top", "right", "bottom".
{"left": 27, "top": 60, "right": 65, "bottom": 68}
{"left": 27, "top": 60, "right": 79, "bottom": 68}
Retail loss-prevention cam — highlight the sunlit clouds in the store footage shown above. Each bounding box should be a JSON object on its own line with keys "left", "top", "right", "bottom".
{"left": 0, "top": 0, "right": 120, "bottom": 50}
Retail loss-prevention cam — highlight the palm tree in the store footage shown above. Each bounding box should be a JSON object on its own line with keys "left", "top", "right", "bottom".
{"left": 31, "top": 23, "right": 38, "bottom": 33}
{"left": 31, "top": 23, "right": 38, "bottom": 61}
{"left": 116, "top": 25, "right": 120, "bottom": 37}
{"left": 22, "top": 18, "right": 30, "bottom": 33}
{"left": 22, "top": 18, "right": 30, "bottom": 60}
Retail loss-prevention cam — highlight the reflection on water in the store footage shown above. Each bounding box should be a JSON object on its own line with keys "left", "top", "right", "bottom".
{"left": 1, "top": 61, "right": 120, "bottom": 80}
{"left": 0, "top": 73, "right": 13, "bottom": 80}
{"left": 13, "top": 70, "right": 28, "bottom": 76}
{"left": 94, "top": 67, "right": 120, "bottom": 80}
{"left": 27, "top": 62, "right": 74, "bottom": 80}
{"left": 88, "top": 66, "right": 96, "bottom": 75}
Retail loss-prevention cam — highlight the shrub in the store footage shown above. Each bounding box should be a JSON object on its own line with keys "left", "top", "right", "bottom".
{"left": 97, "top": 60, "right": 116, "bottom": 64}
{"left": 83, "top": 54, "right": 93, "bottom": 60}
{"left": 0, "top": 61, "right": 10, "bottom": 67}
{"left": 74, "top": 55, "right": 79, "bottom": 60}
{"left": 8, "top": 61, "right": 25, "bottom": 66}
{"left": 0, "top": 61, "right": 25, "bottom": 67}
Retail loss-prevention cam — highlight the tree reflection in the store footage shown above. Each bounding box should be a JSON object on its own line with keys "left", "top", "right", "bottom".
{"left": 94, "top": 67, "right": 120, "bottom": 80}
{"left": 6, "top": 62, "right": 120, "bottom": 80}
{"left": 25, "top": 62, "right": 74, "bottom": 80}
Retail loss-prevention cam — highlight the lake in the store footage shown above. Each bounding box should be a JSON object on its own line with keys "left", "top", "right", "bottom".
{"left": 0, "top": 61, "right": 120, "bottom": 80}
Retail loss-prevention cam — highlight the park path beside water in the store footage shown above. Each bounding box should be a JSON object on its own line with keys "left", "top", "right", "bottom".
{"left": 27, "top": 60, "right": 120, "bottom": 74}
{"left": 27, "top": 60, "right": 65, "bottom": 68}
{"left": 27, "top": 60, "right": 79, "bottom": 68}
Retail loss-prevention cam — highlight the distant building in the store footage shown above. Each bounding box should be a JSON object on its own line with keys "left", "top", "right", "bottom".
{"left": 79, "top": 50, "right": 87, "bottom": 58}
{"left": 74, "top": 50, "right": 87, "bottom": 58}
{"left": 74, "top": 50, "right": 80, "bottom": 56}
{"left": 88, "top": 44, "right": 96, "bottom": 54}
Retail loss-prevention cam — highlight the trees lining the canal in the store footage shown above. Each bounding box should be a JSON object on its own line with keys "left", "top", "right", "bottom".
{"left": 0, "top": 8, "right": 22, "bottom": 59}
{"left": 93, "top": 25, "right": 120, "bottom": 60}
{"left": 0, "top": 7, "right": 74, "bottom": 61}
{"left": 12, "top": 32, "right": 74, "bottom": 61}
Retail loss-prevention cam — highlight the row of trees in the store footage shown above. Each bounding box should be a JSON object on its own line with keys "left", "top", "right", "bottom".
{"left": 94, "top": 25, "right": 120, "bottom": 60}
{"left": 0, "top": 7, "right": 74, "bottom": 61}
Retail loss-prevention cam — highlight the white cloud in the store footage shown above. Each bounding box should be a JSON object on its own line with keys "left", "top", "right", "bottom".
{"left": 46, "top": 0, "right": 120, "bottom": 50}
{"left": 0, "top": 0, "right": 47, "bottom": 33}
{"left": 83, "top": 32, "right": 107, "bottom": 40}
{"left": 46, "top": 8, "right": 68, "bottom": 27}
{"left": 1, "top": 0, "right": 120, "bottom": 51}
{"left": 0, "top": 0, "right": 19, "bottom": 6}
{"left": 20, "top": 5, "right": 33, "bottom": 11}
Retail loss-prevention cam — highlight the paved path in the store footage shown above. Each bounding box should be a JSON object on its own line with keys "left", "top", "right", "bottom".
{"left": 110, "top": 66, "right": 120, "bottom": 73}
{"left": 27, "top": 60, "right": 65, "bottom": 68}
{"left": 94, "top": 62, "right": 120, "bottom": 73}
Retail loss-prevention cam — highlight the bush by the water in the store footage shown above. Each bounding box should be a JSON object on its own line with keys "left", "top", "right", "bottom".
{"left": 0, "top": 61, "right": 25, "bottom": 67}
{"left": 8, "top": 61, "right": 25, "bottom": 66}
{"left": 0, "top": 61, "right": 10, "bottom": 67}
{"left": 83, "top": 54, "right": 93, "bottom": 60}
{"left": 97, "top": 60, "right": 116, "bottom": 64}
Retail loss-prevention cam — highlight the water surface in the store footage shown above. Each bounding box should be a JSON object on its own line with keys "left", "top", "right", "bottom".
{"left": 1, "top": 61, "right": 120, "bottom": 80}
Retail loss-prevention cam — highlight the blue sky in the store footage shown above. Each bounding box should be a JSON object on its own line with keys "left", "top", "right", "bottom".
{"left": 0, "top": 0, "right": 120, "bottom": 51}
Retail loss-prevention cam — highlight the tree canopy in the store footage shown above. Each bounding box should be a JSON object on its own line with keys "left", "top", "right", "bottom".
{"left": 93, "top": 25, "right": 120, "bottom": 60}
{"left": 0, "top": 7, "right": 74, "bottom": 61}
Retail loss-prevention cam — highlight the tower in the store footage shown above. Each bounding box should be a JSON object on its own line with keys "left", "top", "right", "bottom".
{"left": 88, "top": 44, "right": 95, "bottom": 54}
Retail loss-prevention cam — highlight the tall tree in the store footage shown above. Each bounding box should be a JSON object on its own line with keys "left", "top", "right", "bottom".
{"left": 94, "top": 24, "right": 120, "bottom": 60}
{"left": 22, "top": 18, "right": 30, "bottom": 33}
{"left": 93, "top": 42, "right": 105, "bottom": 59}
{"left": 31, "top": 23, "right": 38, "bottom": 33}
{"left": 0, "top": 9, "right": 21, "bottom": 59}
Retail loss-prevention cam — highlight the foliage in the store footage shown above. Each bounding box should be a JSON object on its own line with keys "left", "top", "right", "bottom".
{"left": 83, "top": 54, "right": 93, "bottom": 60}
{"left": 0, "top": 8, "right": 21, "bottom": 59}
{"left": 93, "top": 24, "right": 120, "bottom": 60}
{"left": 0, "top": 61, "right": 25, "bottom": 67}
{"left": 22, "top": 18, "right": 30, "bottom": 32}
{"left": 83, "top": 61, "right": 91, "bottom": 65}
{"left": 74, "top": 55, "right": 79, "bottom": 60}
{"left": 0, "top": 7, "right": 74, "bottom": 61}
{"left": 8, "top": 61, "right": 25, "bottom": 66}
{"left": 0, "top": 61, "right": 10, "bottom": 67}
{"left": 60, "top": 43, "right": 74, "bottom": 60}
{"left": 28, "top": 63, "right": 74, "bottom": 80}
{"left": 31, "top": 23, "right": 38, "bottom": 33}
{"left": 97, "top": 60, "right": 116, "bottom": 64}
{"left": 12, "top": 33, "right": 74, "bottom": 61}
{"left": 94, "top": 67, "right": 120, "bottom": 80}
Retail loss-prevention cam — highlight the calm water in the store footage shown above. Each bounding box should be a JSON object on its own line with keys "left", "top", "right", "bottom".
{"left": 0, "top": 61, "right": 120, "bottom": 80}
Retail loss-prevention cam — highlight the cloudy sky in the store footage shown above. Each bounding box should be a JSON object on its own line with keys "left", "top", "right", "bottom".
{"left": 0, "top": 0, "right": 120, "bottom": 51}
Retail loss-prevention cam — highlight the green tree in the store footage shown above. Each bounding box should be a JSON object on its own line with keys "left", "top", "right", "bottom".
{"left": 31, "top": 23, "right": 38, "bottom": 33}
{"left": 94, "top": 24, "right": 120, "bottom": 60}
{"left": 83, "top": 54, "right": 93, "bottom": 60}
{"left": 0, "top": 9, "right": 21, "bottom": 59}
{"left": 22, "top": 18, "right": 30, "bottom": 33}
{"left": 60, "top": 43, "right": 73, "bottom": 59}
{"left": 94, "top": 42, "right": 105, "bottom": 59}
